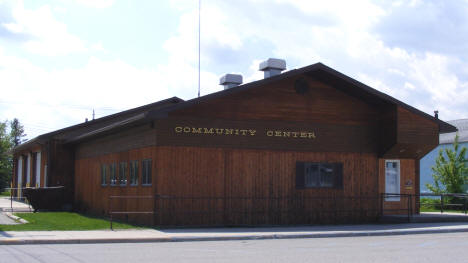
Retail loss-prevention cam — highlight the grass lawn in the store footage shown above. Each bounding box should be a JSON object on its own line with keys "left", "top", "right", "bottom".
{"left": 0, "top": 191, "right": 11, "bottom": 197}
{"left": 0, "top": 212, "right": 144, "bottom": 231}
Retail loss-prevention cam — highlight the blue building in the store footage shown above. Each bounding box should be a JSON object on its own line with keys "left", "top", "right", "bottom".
{"left": 420, "top": 119, "right": 468, "bottom": 193}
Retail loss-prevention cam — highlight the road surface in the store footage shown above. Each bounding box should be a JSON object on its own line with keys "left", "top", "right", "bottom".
{"left": 1, "top": 232, "right": 468, "bottom": 262}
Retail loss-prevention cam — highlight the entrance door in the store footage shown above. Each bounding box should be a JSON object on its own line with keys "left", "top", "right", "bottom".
{"left": 385, "top": 160, "right": 400, "bottom": 201}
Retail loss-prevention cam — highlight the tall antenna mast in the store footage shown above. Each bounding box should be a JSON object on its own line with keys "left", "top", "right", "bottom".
{"left": 197, "top": 0, "right": 201, "bottom": 98}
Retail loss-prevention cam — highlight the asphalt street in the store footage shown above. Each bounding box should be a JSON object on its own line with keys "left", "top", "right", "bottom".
{"left": 1, "top": 232, "right": 468, "bottom": 263}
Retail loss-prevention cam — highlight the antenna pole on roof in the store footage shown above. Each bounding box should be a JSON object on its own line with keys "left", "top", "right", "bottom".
{"left": 197, "top": 0, "right": 201, "bottom": 98}
{"left": 92, "top": 109, "right": 95, "bottom": 120}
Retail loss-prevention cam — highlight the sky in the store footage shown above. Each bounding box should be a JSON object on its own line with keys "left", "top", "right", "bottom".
{"left": 1, "top": 0, "right": 468, "bottom": 139}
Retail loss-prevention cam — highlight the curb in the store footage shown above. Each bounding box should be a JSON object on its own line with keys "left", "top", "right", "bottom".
{"left": 4, "top": 212, "right": 28, "bottom": 224}
{"left": 2, "top": 227, "right": 468, "bottom": 245}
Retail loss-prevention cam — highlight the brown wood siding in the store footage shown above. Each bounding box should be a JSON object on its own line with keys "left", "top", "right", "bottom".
{"left": 381, "top": 107, "right": 439, "bottom": 159}
{"left": 75, "top": 145, "right": 381, "bottom": 226}
{"left": 397, "top": 106, "right": 438, "bottom": 145}
{"left": 155, "top": 146, "right": 380, "bottom": 226}
{"left": 170, "top": 77, "right": 380, "bottom": 126}
{"left": 75, "top": 124, "right": 156, "bottom": 159}
{"left": 75, "top": 146, "right": 156, "bottom": 225}
{"left": 379, "top": 158, "right": 416, "bottom": 215}
{"left": 156, "top": 118, "right": 378, "bottom": 153}
{"left": 379, "top": 105, "right": 397, "bottom": 156}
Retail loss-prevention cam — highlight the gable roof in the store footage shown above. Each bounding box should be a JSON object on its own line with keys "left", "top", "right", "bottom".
{"left": 148, "top": 63, "right": 456, "bottom": 134}
{"left": 18, "top": 62, "right": 457, "bottom": 147}
{"left": 13, "top": 96, "right": 183, "bottom": 153}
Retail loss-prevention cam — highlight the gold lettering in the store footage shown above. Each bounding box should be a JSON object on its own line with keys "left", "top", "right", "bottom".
{"left": 234, "top": 129, "right": 239, "bottom": 135}
{"left": 275, "top": 131, "right": 282, "bottom": 137}
{"left": 283, "top": 131, "right": 290, "bottom": 137}
{"left": 203, "top": 128, "right": 214, "bottom": 134}
{"left": 300, "top": 132, "right": 307, "bottom": 138}
{"left": 225, "top": 129, "right": 234, "bottom": 135}
{"left": 175, "top": 127, "right": 183, "bottom": 133}
{"left": 192, "top": 127, "right": 203, "bottom": 133}
{"left": 266, "top": 130, "right": 274, "bottom": 136}
{"left": 308, "top": 132, "right": 316, "bottom": 139}
{"left": 291, "top": 132, "right": 299, "bottom": 138}
{"left": 249, "top": 130, "right": 256, "bottom": 136}
{"left": 215, "top": 128, "right": 224, "bottom": 135}
{"left": 240, "top": 129, "right": 248, "bottom": 136}
{"left": 183, "top": 127, "right": 191, "bottom": 133}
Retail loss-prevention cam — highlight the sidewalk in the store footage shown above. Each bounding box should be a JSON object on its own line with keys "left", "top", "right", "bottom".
{"left": 0, "top": 196, "right": 31, "bottom": 213}
{"left": 2, "top": 222, "right": 468, "bottom": 245}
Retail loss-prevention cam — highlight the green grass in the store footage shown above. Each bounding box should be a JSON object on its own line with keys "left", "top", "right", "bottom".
{"left": 0, "top": 212, "right": 144, "bottom": 231}
{"left": 420, "top": 207, "right": 468, "bottom": 214}
{"left": 0, "top": 191, "right": 11, "bottom": 196}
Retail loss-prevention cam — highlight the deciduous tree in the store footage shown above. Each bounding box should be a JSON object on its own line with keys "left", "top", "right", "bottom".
{"left": 426, "top": 134, "right": 468, "bottom": 194}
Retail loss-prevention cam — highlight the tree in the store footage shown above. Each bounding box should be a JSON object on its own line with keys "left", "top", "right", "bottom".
{"left": 426, "top": 134, "right": 468, "bottom": 194}
{"left": 10, "top": 118, "right": 27, "bottom": 147}
{"left": 0, "top": 121, "right": 13, "bottom": 192}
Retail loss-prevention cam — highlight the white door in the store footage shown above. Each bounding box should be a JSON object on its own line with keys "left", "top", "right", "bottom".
{"left": 385, "top": 160, "right": 400, "bottom": 201}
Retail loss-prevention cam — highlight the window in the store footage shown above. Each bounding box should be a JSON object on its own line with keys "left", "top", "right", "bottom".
{"left": 109, "top": 163, "right": 117, "bottom": 186}
{"left": 100, "top": 164, "right": 107, "bottom": 186}
{"left": 296, "top": 162, "right": 343, "bottom": 189}
{"left": 130, "top": 160, "right": 139, "bottom": 186}
{"left": 119, "top": 162, "right": 128, "bottom": 186}
{"left": 141, "top": 159, "right": 152, "bottom": 186}
{"left": 385, "top": 160, "right": 400, "bottom": 201}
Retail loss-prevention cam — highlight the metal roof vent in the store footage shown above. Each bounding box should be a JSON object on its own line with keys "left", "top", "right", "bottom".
{"left": 259, "top": 58, "right": 286, "bottom": 78}
{"left": 219, "top": 74, "right": 243, "bottom": 90}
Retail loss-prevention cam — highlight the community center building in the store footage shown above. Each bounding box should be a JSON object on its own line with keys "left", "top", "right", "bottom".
{"left": 11, "top": 59, "right": 456, "bottom": 226}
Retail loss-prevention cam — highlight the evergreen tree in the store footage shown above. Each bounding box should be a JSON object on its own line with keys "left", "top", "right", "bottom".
{"left": 10, "top": 118, "right": 27, "bottom": 146}
{"left": 426, "top": 134, "right": 468, "bottom": 194}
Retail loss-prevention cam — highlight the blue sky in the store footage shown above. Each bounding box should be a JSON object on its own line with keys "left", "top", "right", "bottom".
{"left": 1, "top": 0, "right": 468, "bottom": 138}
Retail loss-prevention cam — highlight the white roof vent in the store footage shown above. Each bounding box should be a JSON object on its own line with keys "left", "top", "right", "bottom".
{"left": 219, "top": 74, "right": 243, "bottom": 90}
{"left": 259, "top": 58, "right": 286, "bottom": 78}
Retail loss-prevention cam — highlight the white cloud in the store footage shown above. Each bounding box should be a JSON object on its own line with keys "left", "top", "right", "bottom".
{"left": 2, "top": 0, "right": 468, "bottom": 138}
{"left": 73, "top": 0, "right": 114, "bottom": 8}
{"left": 2, "top": 1, "right": 86, "bottom": 55}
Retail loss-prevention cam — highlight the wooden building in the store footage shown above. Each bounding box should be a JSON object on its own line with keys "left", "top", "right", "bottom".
{"left": 12, "top": 60, "right": 456, "bottom": 226}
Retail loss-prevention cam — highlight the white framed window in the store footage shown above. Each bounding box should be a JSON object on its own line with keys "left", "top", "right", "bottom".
{"left": 385, "top": 160, "right": 400, "bottom": 201}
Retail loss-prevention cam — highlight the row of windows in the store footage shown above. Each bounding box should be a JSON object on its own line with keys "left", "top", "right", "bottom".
{"left": 101, "top": 159, "right": 152, "bottom": 186}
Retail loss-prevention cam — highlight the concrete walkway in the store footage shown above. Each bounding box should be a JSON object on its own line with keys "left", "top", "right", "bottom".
{"left": 2, "top": 222, "right": 468, "bottom": 245}
{"left": 0, "top": 197, "right": 31, "bottom": 225}
{"left": 0, "top": 196, "right": 31, "bottom": 212}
